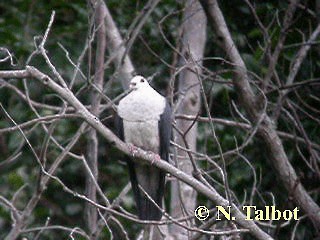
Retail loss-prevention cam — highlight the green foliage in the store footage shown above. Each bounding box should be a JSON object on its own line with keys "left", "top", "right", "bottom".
{"left": 0, "top": 0, "right": 319, "bottom": 239}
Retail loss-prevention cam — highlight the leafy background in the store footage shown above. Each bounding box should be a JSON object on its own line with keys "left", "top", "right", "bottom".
{"left": 0, "top": 0, "right": 319, "bottom": 239}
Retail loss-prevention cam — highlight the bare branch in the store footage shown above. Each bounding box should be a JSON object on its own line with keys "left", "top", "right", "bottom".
{"left": 1, "top": 65, "right": 272, "bottom": 239}
{"left": 200, "top": 0, "right": 320, "bottom": 230}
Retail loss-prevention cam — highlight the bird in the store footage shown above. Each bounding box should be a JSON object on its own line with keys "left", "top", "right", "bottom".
{"left": 115, "top": 75, "right": 171, "bottom": 221}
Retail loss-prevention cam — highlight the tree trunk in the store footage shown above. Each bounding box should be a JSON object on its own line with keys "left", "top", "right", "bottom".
{"left": 200, "top": 0, "right": 320, "bottom": 230}
{"left": 104, "top": 5, "right": 134, "bottom": 89}
{"left": 170, "top": 1, "right": 206, "bottom": 239}
{"left": 85, "top": 1, "right": 107, "bottom": 237}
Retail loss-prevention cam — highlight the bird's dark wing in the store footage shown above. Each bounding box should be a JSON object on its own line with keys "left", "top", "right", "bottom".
{"left": 159, "top": 101, "right": 172, "bottom": 162}
{"left": 114, "top": 114, "right": 124, "bottom": 141}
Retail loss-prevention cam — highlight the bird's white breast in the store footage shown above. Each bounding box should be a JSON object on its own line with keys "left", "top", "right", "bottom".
{"left": 118, "top": 87, "right": 166, "bottom": 121}
{"left": 118, "top": 86, "right": 166, "bottom": 152}
{"left": 123, "top": 120, "right": 159, "bottom": 152}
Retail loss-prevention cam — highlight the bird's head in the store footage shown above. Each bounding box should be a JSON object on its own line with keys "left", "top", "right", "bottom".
{"left": 129, "top": 75, "right": 150, "bottom": 90}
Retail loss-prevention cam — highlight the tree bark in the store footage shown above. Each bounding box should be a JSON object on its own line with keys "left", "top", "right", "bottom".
{"left": 170, "top": 1, "right": 206, "bottom": 239}
{"left": 104, "top": 4, "right": 134, "bottom": 89}
{"left": 85, "top": 1, "right": 107, "bottom": 237}
{"left": 200, "top": 0, "right": 320, "bottom": 230}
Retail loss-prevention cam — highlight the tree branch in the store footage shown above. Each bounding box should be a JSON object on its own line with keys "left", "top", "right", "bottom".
{"left": 200, "top": 0, "right": 320, "bottom": 230}
{"left": 104, "top": 3, "right": 135, "bottom": 89}
{"left": 0, "top": 66, "right": 272, "bottom": 239}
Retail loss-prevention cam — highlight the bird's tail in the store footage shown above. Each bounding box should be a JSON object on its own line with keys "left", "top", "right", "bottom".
{"left": 128, "top": 161, "right": 165, "bottom": 220}
{"left": 136, "top": 185, "right": 163, "bottom": 220}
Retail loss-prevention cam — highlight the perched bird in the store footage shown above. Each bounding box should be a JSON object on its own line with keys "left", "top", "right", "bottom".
{"left": 115, "top": 75, "right": 171, "bottom": 220}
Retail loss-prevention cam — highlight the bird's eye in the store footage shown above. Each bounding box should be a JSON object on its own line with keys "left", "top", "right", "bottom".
{"left": 140, "top": 79, "right": 145, "bottom": 83}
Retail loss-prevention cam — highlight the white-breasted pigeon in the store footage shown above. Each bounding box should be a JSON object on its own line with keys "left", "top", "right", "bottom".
{"left": 115, "top": 75, "right": 171, "bottom": 220}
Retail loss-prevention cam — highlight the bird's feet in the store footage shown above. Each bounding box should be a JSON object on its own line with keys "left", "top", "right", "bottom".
{"left": 149, "top": 152, "right": 161, "bottom": 165}
{"left": 128, "top": 143, "right": 138, "bottom": 157}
